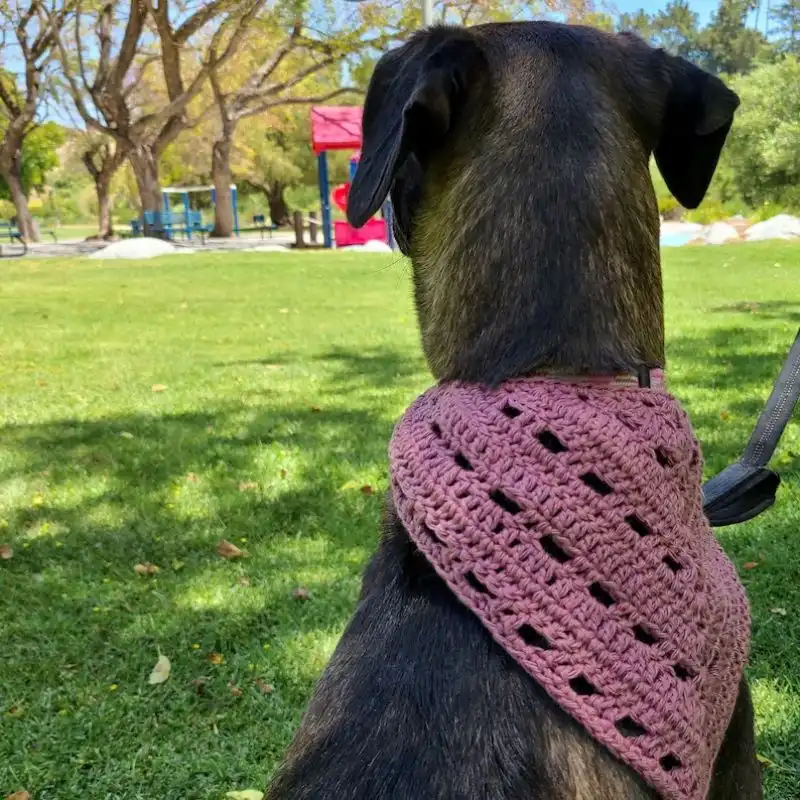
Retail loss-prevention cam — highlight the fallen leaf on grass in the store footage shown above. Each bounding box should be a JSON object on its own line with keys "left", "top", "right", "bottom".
{"left": 134, "top": 562, "right": 160, "bottom": 575}
{"left": 189, "top": 677, "right": 209, "bottom": 695}
{"left": 770, "top": 607, "right": 787, "bottom": 616}
{"left": 186, "top": 472, "right": 199, "bottom": 483}
{"left": 148, "top": 655, "right": 171, "bottom": 685}
{"left": 360, "top": 485, "right": 374, "bottom": 495}
{"left": 238, "top": 481, "right": 259, "bottom": 492}
{"left": 255, "top": 679, "right": 274, "bottom": 695}
{"left": 742, "top": 561, "right": 759, "bottom": 570}
{"left": 756, "top": 753, "right": 774, "bottom": 768}
{"left": 0, "top": 544, "right": 13, "bottom": 560}
{"left": 309, "top": 405, "right": 322, "bottom": 413}
{"left": 119, "top": 431, "right": 135, "bottom": 439}
{"left": 4, "top": 791, "right": 32, "bottom": 800}
{"left": 280, "top": 469, "right": 287, "bottom": 479}
{"left": 217, "top": 540, "right": 245, "bottom": 559}
{"left": 225, "top": 791, "right": 263, "bottom": 800}
{"left": 151, "top": 384, "right": 167, "bottom": 393}
{"left": 206, "top": 651, "right": 224, "bottom": 665}
{"left": 237, "top": 576, "right": 251, "bottom": 587}
{"left": 292, "top": 587, "right": 311, "bottom": 601}
{"left": 719, "top": 411, "right": 730, "bottom": 421}
{"left": 228, "top": 681, "right": 243, "bottom": 698}
{"left": 6, "top": 705, "right": 24, "bottom": 718}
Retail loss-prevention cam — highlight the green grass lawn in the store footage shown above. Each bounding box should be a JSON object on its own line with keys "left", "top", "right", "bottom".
{"left": 1, "top": 244, "right": 799, "bottom": 799}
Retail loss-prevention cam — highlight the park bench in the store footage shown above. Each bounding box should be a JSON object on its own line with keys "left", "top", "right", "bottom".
{"left": 0, "top": 221, "right": 27, "bottom": 257}
{"left": 0, "top": 219, "right": 57, "bottom": 245}
{"left": 247, "top": 213, "right": 279, "bottom": 239}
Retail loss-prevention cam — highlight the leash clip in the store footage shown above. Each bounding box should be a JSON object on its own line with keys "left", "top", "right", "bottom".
{"left": 703, "top": 328, "right": 800, "bottom": 527}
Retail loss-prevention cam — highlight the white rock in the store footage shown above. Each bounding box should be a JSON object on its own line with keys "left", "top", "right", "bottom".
{"left": 88, "top": 237, "right": 178, "bottom": 260}
{"left": 745, "top": 214, "right": 800, "bottom": 241}
{"left": 702, "top": 222, "right": 741, "bottom": 245}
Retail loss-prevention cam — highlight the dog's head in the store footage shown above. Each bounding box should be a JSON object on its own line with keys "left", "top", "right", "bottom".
{"left": 348, "top": 23, "right": 739, "bottom": 383}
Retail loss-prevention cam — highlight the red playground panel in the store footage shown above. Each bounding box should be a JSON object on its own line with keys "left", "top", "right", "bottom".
{"left": 310, "top": 107, "right": 362, "bottom": 155}
{"left": 334, "top": 219, "right": 387, "bottom": 247}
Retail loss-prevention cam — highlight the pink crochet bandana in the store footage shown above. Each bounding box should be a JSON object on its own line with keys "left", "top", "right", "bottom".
{"left": 390, "top": 377, "right": 750, "bottom": 800}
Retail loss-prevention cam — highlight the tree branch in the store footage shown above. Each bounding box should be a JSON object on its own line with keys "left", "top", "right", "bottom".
{"left": 93, "top": 2, "right": 114, "bottom": 93}
{"left": 236, "top": 87, "right": 358, "bottom": 122}
{"left": 0, "top": 74, "right": 22, "bottom": 118}
{"left": 246, "top": 55, "right": 337, "bottom": 104}
{"left": 174, "top": 0, "right": 233, "bottom": 44}
{"left": 107, "top": 0, "right": 146, "bottom": 100}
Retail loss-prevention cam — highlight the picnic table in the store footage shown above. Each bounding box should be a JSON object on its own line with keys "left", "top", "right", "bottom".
{"left": 130, "top": 210, "right": 213, "bottom": 243}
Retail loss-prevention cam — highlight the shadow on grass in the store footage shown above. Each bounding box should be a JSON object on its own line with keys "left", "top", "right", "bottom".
{"left": 668, "top": 325, "right": 799, "bottom": 469}
{"left": 669, "top": 323, "right": 800, "bottom": 791}
{"left": 710, "top": 301, "right": 800, "bottom": 326}
{"left": 0, "top": 347, "right": 429, "bottom": 794}
{"left": 213, "top": 345, "right": 428, "bottom": 391}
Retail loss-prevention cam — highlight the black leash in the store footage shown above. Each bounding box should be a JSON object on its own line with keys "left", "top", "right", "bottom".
{"left": 702, "top": 328, "right": 800, "bottom": 527}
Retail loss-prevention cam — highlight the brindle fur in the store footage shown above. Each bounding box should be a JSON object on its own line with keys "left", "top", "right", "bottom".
{"left": 267, "top": 22, "right": 762, "bottom": 800}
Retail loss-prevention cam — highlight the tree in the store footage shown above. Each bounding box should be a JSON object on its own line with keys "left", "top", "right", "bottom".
{"left": 0, "top": 121, "right": 65, "bottom": 199}
{"left": 205, "top": 1, "right": 407, "bottom": 237}
{"left": 722, "top": 55, "right": 800, "bottom": 208}
{"left": 80, "top": 136, "right": 125, "bottom": 239}
{"left": 700, "top": 0, "right": 769, "bottom": 74}
{"left": 54, "top": 0, "right": 264, "bottom": 225}
{"left": 618, "top": 1, "right": 701, "bottom": 60}
{"left": 0, "top": 2, "right": 73, "bottom": 241}
{"left": 233, "top": 106, "right": 346, "bottom": 226}
{"left": 772, "top": 0, "right": 800, "bottom": 53}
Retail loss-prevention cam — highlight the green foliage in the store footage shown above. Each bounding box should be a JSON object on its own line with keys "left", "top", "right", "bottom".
{"left": 724, "top": 56, "right": 800, "bottom": 210}
{"left": 699, "top": 0, "right": 770, "bottom": 74}
{"left": 770, "top": 0, "right": 800, "bottom": 55}
{"left": 0, "top": 122, "right": 65, "bottom": 200}
{"left": 618, "top": 0, "right": 771, "bottom": 75}
{"left": 620, "top": 0, "right": 703, "bottom": 60}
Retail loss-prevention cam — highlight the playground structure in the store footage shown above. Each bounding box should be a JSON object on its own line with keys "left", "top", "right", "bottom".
{"left": 311, "top": 106, "right": 394, "bottom": 249}
{"left": 161, "top": 185, "right": 239, "bottom": 238}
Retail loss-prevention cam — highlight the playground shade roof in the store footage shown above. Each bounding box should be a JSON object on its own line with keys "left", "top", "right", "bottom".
{"left": 310, "top": 106, "right": 362, "bottom": 155}
{"left": 162, "top": 185, "right": 236, "bottom": 193}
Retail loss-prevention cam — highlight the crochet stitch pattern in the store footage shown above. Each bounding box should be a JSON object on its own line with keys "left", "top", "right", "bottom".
{"left": 390, "top": 378, "right": 750, "bottom": 800}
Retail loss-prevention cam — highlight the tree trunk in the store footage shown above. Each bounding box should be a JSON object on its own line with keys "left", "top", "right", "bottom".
{"left": 267, "top": 181, "right": 289, "bottom": 227}
{"left": 3, "top": 154, "right": 38, "bottom": 243}
{"left": 97, "top": 177, "right": 114, "bottom": 239}
{"left": 129, "top": 146, "right": 163, "bottom": 233}
{"left": 212, "top": 135, "right": 234, "bottom": 238}
{"left": 82, "top": 145, "right": 125, "bottom": 240}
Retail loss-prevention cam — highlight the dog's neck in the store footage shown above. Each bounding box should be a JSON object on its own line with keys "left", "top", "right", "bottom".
{"left": 408, "top": 149, "right": 665, "bottom": 386}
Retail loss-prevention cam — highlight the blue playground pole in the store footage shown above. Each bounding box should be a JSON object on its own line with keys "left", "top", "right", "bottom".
{"left": 183, "top": 191, "right": 191, "bottom": 240}
{"left": 318, "top": 152, "right": 332, "bottom": 248}
{"left": 382, "top": 202, "right": 395, "bottom": 249}
{"left": 232, "top": 185, "right": 240, "bottom": 235}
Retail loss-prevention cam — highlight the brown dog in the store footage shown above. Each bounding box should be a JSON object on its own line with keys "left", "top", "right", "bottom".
{"left": 267, "top": 22, "right": 762, "bottom": 800}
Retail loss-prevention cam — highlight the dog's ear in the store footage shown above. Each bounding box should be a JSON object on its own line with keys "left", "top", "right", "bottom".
{"left": 654, "top": 54, "right": 740, "bottom": 209}
{"left": 348, "top": 29, "right": 485, "bottom": 228}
